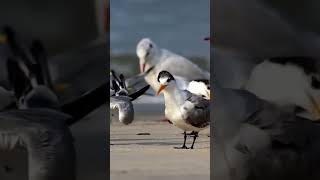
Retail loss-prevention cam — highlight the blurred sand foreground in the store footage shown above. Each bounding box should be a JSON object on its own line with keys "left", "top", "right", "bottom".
{"left": 110, "top": 117, "right": 210, "bottom": 180}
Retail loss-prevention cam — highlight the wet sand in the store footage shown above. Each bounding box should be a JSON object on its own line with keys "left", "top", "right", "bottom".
{"left": 110, "top": 118, "right": 210, "bottom": 180}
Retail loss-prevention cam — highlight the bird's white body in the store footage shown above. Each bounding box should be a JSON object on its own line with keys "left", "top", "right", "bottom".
{"left": 160, "top": 77, "right": 209, "bottom": 132}
{"left": 137, "top": 38, "right": 210, "bottom": 92}
{"left": 245, "top": 60, "right": 320, "bottom": 120}
{"left": 187, "top": 80, "right": 210, "bottom": 99}
{"left": 110, "top": 96, "right": 134, "bottom": 125}
{"left": 164, "top": 89, "right": 200, "bottom": 131}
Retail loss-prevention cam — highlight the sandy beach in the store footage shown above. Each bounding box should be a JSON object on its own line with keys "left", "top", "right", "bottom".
{"left": 110, "top": 109, "right": 210, "bottom": 180}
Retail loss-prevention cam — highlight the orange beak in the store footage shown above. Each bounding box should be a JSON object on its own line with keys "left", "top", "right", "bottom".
{"left": 157, "top": 85, "right": 166, "bottom": 95}
{"left": 140, "top": 63, "right": 146, "bottom": 73}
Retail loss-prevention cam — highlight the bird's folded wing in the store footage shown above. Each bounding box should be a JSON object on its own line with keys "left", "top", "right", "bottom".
{"left": 245, "top": 102, "right": 320, "bottom": 149}
{"left": 181, "top": 90, "right": 210, "bottom": 128}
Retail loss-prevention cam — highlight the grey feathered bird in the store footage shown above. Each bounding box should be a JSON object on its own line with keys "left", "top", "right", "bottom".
{"left": 212, "top": 83, "right": 320, "bottom": 180}
{"left": 157, "top": 71, "right": 210, "bottom": 149}
{"left": 0, "top": 109, "right": 76, "bottom": 180}
{"left": 110, "top": 70, "right": 150, "bottom": 125}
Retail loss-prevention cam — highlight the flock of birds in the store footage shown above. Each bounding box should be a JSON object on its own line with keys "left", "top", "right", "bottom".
{"left": 1, "top": 18, "right": 320, "bottom": 180}
{"left": 111, "top": 36, "right": 320, "bottom": 179}
{"left": 0, "top": 26, "right": 107, "bottom": 180}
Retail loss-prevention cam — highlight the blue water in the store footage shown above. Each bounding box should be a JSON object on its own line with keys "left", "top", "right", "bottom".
{"left": 110, "top": 0, "right": 210, "bottom": 59}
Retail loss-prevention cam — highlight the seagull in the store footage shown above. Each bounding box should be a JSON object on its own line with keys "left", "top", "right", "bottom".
{"left": 212, "top": 81, "right": 320, "bottom": 180}
{"left": 157, "top": 71, "right": 210, "bottom": 149}
{"left": 110, "top": 70, "right": 150, "bottom": 124}
{"left": 110, "top": 70, "right": 129, "bottom": 96}
{"left": 245, "top": 56, "right": 320, "bottom": 120}
{"left": 110, "top": 96, "right": 134, "bottom": 125}
{"left": 136, "top": 38, "right": 210, "bottom": 92}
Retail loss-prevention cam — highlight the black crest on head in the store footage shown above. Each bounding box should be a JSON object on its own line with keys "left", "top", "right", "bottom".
{"left": 157, "top": 71, "right": 175, "bottom": 82}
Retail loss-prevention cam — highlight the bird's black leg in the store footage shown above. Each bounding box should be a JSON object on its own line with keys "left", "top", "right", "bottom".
{"left": 190, "top": 132, "right": 199, "bottom": 149}
{"left": 174, "top": 131, "right": 189, "bottom": 149}
{"left": 186, "top": 131, "right": 196, "bottom": 136}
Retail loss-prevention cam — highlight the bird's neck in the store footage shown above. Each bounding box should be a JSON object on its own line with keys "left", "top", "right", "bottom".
{"left": 146, "top": 48, "right": 161, "bottom": 67}
{"left": 163, "top": 84, "right": 184, "bottom": 107}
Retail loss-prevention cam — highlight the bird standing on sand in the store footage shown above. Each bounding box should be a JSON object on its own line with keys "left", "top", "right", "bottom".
{"left": 157, "top": 71, "right": 210, "bottom": 149}
{"left": 136, "top": 38, "right": 210, "bottom": 92}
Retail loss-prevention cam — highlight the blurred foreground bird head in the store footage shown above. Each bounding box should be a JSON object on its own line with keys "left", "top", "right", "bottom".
{"left": 18, "top": 86, "right": 59, "bottom": 109}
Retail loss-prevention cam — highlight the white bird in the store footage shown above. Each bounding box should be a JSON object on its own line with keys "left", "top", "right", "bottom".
{"left": 156, "top": 71, "right": 210, "bottom": 149}
{"left": 110, "top": 96, "right": 134, "bottom": 125}
{"left": 136, "top": 38, "right": 210, "bottom": 93}
{"left": 245, "top": 57, "right": 320, "bottom": 120}
{"left": 212, "top": 81, "right": 320, "bottom": 180}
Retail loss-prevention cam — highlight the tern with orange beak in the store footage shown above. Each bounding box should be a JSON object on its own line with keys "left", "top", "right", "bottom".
{"left": 157, "top": 71, "right": 210, "bottom": 149}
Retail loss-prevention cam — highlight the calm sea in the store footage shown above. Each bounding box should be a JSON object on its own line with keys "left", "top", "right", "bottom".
{"left": 110, "top": 0, "right": 210, "bottom": 59}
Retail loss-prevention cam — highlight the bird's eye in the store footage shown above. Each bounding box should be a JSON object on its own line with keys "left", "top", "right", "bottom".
{"left": 149, "top": 44, "right": 153, "bottom": 48}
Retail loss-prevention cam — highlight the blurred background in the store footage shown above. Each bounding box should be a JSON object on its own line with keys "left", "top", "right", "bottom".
{"left": 212, "top": 1, "right": 320, "bottom": 179}
{"left": 0, "top": 0, "right": 108, "bottom": 179}
{"left": 111, "top": 0, "right": 210, "bottom": 76}
{"left": 212, "top": 0, "right": 320, "bottom": 88}
{"left": 0, "top": 0, "right": 107, "bottom": 97}
{"left": 213, "top": 0, "right": 320, "bottom": 57}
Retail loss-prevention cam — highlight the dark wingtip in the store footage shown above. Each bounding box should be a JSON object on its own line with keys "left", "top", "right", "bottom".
{"left": 112, "top": 80, "right": 120, "bottom": 92}
{"left": 129, "top": 85, "right": 150, "bottom": 101}
{"left": 119, "top": 74, "right": 126, "bottom": 88}
{"left": 6, "top": 57, "right": 30, "bottom": 98}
